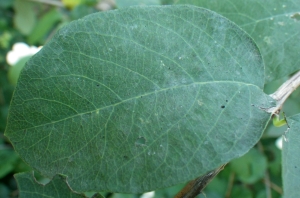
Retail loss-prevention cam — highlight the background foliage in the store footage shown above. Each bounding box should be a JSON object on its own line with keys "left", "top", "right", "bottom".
{"left": 0, "top": 0, "right": 298, "bottom": 197}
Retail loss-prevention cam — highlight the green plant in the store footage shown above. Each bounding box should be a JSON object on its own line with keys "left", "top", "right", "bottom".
{"left": 2, "top": 1, "right": 300, "bottom": 197}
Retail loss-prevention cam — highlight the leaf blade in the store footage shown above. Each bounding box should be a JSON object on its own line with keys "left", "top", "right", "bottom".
{"left": 175, "top": 0, "right": 300, "bottom": 83}
{"left": 283, "top": 115, "right": 300, "bottom": 198}
{"left": 15, "top": 172, "right": 103, "bottom": 198}
{"left": 5, "top": 5, "right": 274, "bottom": 193}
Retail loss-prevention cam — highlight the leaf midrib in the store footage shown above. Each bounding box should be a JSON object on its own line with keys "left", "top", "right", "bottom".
{"left": 12, "top": 80, "right": 257, "bottom": 133}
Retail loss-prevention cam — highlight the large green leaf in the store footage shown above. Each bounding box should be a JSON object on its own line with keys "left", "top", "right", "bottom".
{"left": 283, "top": 115, "right": 300, "bottom": 198}
{"left": 175, "top": 0, "right": 300, "bottom": 83}
{"left": 5, "top": 5, "right": 275, "bottom": 193}
{"left": 15, "top": 172, "right": 103, "bottom": 198}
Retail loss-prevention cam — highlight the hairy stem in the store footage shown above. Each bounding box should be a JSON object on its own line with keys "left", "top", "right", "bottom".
{"left": 268, "top": 70, "right": 300, "bottom": 114}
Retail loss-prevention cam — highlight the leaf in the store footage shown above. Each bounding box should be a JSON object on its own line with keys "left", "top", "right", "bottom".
{"left": 231, "top": 185, "right": 252, "bottom": 198}
{"left": 5, "top": 5, "right": 275, "bottom": 193}
{"left": 15, "top": 172, "right": 103, "bottom": 198}
{"left": 282, "top": 114, "right": 300, "bottom": 198}
{"left": 0, "top": 149, "right": 19, "bottom": 179}
{"left": 28, "top": 9, "right": 62, "bottom": 45}
{"left": 0, "top": 184, "right": 10, "bottom": 198}
{"left": 230, "top": 148, "right": 267, "bottom": 184}
{"left": 13, "top": 0, "right": 36, "bottom": 35}
{"left": 175, "top": 0, "right": 300, "bottom": 83}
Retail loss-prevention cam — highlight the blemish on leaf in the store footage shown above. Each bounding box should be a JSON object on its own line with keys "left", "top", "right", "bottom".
{"left": 221, "top": 105, "right": 225, "bottom": 108}
{"left": 263, "top": 36, "right": 272, "bottom": 45}
{"left": 135, "top": 136, "right": 146, "bottom": 146}
{"left": 291, "top": 13, "right": 300, "bottom": 21}
{"left": 197, "top": 100, "right": 203, "bottom": 106}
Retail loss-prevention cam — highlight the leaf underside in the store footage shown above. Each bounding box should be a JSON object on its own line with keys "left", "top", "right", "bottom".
{"left": 15, "top": 172, "right": 103, "bottom": 198}
{"left": 283, "top": 115, "right": 300, "bottom": 198}
{"left": 5, "top": 5, "right": 274, "bottom": 193}
{"left": 176, "top": 0, "right": 300, "bottom": 83}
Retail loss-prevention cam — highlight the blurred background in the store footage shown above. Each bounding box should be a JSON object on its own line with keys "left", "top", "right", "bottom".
{"left": 0, "top": 0, "right": 299, "bottom": 197}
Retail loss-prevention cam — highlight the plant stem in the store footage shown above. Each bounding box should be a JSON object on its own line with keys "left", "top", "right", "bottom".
{"left": 175, "top": 164, "right": 226, "bottom": 198}
{"left": 257, "top": 142, "right": 272, "bottom": 198}
{"left": 268, "top": 70, "right": 300, "bottom": 114}
{"left": 26, "top": 0, "right": 64, "bottom": 7}
{"left": 225, "top": 173, "right": 235, "bottom": 198}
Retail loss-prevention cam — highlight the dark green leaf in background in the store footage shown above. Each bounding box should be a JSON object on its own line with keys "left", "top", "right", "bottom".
{"left": 0, "top": 0, "right": 13, "bottom": 9}
{"left": 230, "top": 185, "right": 252, "bottom": 198}
{"left": 0, "top": 149, "right": 19, "bottom": 179}
{"left": 13, "top": 0, "right": 36, "bottom": 35}
{"left": 230, "top": 148, "right": 267, "bottom": 184}
{"left": 15, "top": 172, "right": 103, "bottom": 198}
{"left": 5, "top": 5, "right": 275, "bottom": 193}
{"left": 283, "top": 114, "right": 300, "bottom": 198}
{"left": 175, "top": 0, "right": 300, "bottom": 83}
{"left": 28, "top": 9, "right": 62, "bottom": 45}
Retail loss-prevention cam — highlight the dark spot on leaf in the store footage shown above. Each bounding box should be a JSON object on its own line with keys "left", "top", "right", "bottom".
{"left": 291, "top": 13, "right": 300, "bottom": 21}
{"left": 96, "top": 84, "right": 100, "bottom": 87}
{"left": 221, "top": 105, "right": 225, "bottom": 108}
{"left": 226, "top": 100, "right": 228, "bottom": 102}
{"left": 123, "top": 155, "right": 129, "bottom": 160}
{"left": 135, "top": 136, "right": 146, "bottom": 146}
{"left": 295, "top": 166, "right": 298, "bottom": 168}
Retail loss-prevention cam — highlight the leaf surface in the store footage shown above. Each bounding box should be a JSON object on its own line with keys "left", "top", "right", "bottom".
{"left": 283, "top": 115, "right": 300, "bottom": 198}
{"left": 5, "top": 5, "right": 274, "bottom": 193}
{"left": 175, "top": 0, "right": 300, "bottom": 83}
{"left": 15, "top": 172, "right": 103, "bottom": 198}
